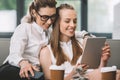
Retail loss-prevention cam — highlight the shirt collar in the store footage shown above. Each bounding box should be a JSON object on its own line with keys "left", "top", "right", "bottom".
{"left": 60, "top": 40, "right": 72, "bottom": 46}
{"left": 32, "top": 22, "right": 44, "bottom": 34}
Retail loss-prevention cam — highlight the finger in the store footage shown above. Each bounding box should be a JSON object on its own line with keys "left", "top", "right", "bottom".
{"left": 76, "top": 63, "right": 81, "bottom": 66}
{"left": 79, "top": 64, "right": 89, "bottom": 70}
{"left": 21, "top": 73, "right": 25, "bottom": 78}
{"left": 84, "top": 65, "right": 89, "bottom": 69}
{"left": 81, "top": 63, "right": 88, "bottom": 67}
{"left": 19, "top": 70, "right": 22, "bottom": 77}
{"left": 82, "top": 65, "right": 89, "bottom": 71}
{"left": 24, "top": 70, "right": 29, "bottom": 78}
{"left": 102, "top": 49, "right": 110, "bottom": 53}
{"left": 105, "top": 42, "right": 109, "bottom": 46}
{"left": 19, "top": 69, "right": 25, "bottom": 78}
{"left": 102, "top": 52, "right": 111, "bottom": 58}
{"left": 102, "top": 45, "right": 110, "bottom": 53}
{"left": 102, "top": 45, "right": 110, "bottom": 51}
{"left": 103, "top": 52, "right": 111, "bottom": 56}
{"left": 20, "top": 71, "right": 26, "bottom": 78}
{"left": 32, "top": 65, "right": 40, "bottom": 71}
{"left": 29, "top": 68, "right": 34, "bottom": 77}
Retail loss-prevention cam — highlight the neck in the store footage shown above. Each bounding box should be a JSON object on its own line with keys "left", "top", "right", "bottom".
{"left": 60, "top": 35, "right": 71, "bottom": 42}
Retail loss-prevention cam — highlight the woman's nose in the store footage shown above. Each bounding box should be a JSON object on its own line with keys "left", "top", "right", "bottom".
{"left": 46, "top": 18, "right": 52, "bottom": 25}
{"left": 70, "top": 21, "right": 76, "bottom": 27}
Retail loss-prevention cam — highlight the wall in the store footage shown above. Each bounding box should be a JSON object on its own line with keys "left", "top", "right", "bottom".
{"left": 113, "top": 2, "right": 120, "bottom": 39}
{"left": 0, "top": 38, "right": 10, "bottom": 65}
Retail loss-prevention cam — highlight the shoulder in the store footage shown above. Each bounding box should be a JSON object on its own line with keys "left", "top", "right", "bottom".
{"left": 40, "top": 46, "right": 51, "bottom": 57}
{"left": 39, "top": 46, "right": 51, "bottom": 64}
{"left": 19, "top": 22, "right": 32, "bottom": 28}
{"left": 14, "top": 22, "right": 33, "bottom": 33}
{"left": 11, "top": 23, "right": 33, "bottom": 39}
{"left": 15, "top": 22, "right": 31, "bottom": 30}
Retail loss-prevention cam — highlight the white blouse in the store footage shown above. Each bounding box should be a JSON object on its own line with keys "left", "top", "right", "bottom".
{"left": 3, "top": 21, "right": 90, "bottom": 67}
{"left": 47, "top": 40, "right": 83, "bottom": 77}
{"left": 4, "top": 22, "right": 51, "bottom": 67}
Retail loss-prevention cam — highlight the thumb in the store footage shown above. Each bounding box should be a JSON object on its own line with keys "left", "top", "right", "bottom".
{"left": 32, "top": 65, "right": 40, "bottom": 71}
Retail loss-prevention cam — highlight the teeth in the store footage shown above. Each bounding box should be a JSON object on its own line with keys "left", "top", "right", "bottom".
{"left": 70, "top": 30, "right": 73, "bottom": 32}
{"left": 69, "top": 29, "right": 74, "bottom": 32}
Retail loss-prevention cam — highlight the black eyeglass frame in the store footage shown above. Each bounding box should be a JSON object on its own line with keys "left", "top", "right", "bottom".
{"left": 36, "top": 11, "right": 56, "bottom": 22}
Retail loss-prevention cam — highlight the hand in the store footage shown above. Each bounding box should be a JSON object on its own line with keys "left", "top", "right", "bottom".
{"left": 65, "top": 63, "right": 88, "bottom": 80}
{"left": 72, "top": 63, "right": 89, "bottom": 75}
{"left": 19, "top": 60, "right": 40, "bottom": 79}
{"left": 77, "top": 63, "right": 89, "bottom": 72}
{"left": 99, "top": 43, "right": 111, "bottom": 67}
{"left": 101, "top": 43, "right": 111, "bottom": 62}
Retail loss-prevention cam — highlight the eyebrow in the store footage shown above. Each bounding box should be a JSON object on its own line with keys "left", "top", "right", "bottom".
{"left": 64, "top": 17, "right": 77, "bottom": 20}
{"left": 39, "top": 13, "right": 56, "bottom": 16}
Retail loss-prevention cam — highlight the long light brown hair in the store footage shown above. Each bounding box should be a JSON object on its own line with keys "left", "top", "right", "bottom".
{"left": 50, "top": 4, "right": 83, "bottom": 66}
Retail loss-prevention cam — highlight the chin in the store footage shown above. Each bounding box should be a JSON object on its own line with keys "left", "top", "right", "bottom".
{"left": 43, "top": 25, "right": 50, "bottom": 30}
{"left": 70, "top": 32, "right": 75, "bottom": 36}
{"left": 44, "top": 27, "right": 49, "bottom": 30}
{"left": 69, "top": 34, "right": 74, "bottom": 37}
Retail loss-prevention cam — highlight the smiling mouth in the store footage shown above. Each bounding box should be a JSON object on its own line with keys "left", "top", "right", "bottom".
{"left": 69, "top": 28, "right": 75, "bottom": 32}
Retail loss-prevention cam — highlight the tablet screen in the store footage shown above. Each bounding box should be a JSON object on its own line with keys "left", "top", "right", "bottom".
{"left": 81, "top": 37, "right": 106, "bottom": 69}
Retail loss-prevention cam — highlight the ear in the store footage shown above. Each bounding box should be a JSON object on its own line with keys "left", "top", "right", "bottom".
{"left": 32, "top": 9, "right": 37, "bottom": 17}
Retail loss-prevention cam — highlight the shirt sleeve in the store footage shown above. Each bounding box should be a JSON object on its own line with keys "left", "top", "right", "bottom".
{"left": 75, "top": 30, "right": 96, "bottom": 47}
{"left": 75, "top": 30, "right": 96, "bottom": 38}
{"left": 7, "top": 23, "right": 28, "bottom": 67}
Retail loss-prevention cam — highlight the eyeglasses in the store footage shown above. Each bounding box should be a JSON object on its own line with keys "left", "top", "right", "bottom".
{"left": 37, "top": 12, "right": 56, "bottom": 22}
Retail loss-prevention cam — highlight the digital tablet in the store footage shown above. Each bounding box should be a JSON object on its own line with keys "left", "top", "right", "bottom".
{"left": 81, "top": 37, "right": 106, "bottom": 69}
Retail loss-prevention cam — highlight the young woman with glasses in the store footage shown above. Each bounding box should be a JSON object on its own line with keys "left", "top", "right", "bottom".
{"left": 0, "top": 0, "right": 56, "bottom": 80}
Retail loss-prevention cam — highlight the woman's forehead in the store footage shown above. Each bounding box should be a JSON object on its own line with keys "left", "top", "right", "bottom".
{"left": 60, "top": 9, "right": 76, "bottom": 18}
{"left": 39, "top": 7, "right": 56, "bottom": 15}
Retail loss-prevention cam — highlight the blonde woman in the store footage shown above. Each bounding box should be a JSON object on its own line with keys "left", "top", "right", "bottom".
{"left": 40, "top": 3, "right": 110, "bottom": 80}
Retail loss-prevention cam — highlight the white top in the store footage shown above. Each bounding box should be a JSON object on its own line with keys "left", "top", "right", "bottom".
{"left": 47, "top": 40, "right": 83, "bottom": 77}
{"left": 4, "top": 22, "right": 51, "bottom": 67}
{"left": 3, "top": 21, "right": 89, "bottom": 67}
